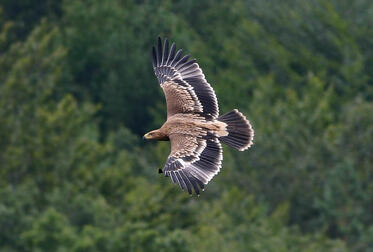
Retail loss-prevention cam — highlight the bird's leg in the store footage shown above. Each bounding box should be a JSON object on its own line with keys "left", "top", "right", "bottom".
{"left": 158, "top": 168, "right": 163, "bottom": 174}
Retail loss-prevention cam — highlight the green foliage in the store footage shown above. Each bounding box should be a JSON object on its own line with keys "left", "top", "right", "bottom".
{"left": 1, "top": 0, "right": 372, "bottom": 251}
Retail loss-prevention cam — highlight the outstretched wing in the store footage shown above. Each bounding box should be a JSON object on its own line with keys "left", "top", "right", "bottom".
{"left": 152, "top": 37, "right": 219, "bottom": 120}
{"left": 163, "top": 132, "right": 223, "bottom": 195}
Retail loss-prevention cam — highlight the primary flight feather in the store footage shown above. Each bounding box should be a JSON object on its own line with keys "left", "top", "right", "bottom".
{"left": 144, "top": 37, "right": 254, "bottom": 195}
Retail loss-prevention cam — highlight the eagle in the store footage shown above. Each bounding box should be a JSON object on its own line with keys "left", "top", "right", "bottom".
{"left": 143, "top": 37, "right": 254, "bottom": 195}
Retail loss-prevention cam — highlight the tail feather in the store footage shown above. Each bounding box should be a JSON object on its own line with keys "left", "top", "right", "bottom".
{"left": 218, "top": 109, "right": 254, "bottom": 151}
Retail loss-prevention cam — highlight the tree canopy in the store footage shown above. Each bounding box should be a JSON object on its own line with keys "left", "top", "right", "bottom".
{"left": 0, "top": 0, "right": 372, "bottom": 251}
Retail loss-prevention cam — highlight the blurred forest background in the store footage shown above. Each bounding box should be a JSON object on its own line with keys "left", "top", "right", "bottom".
{"left": 0, "top": 0, "right": 372, "bottom": 251}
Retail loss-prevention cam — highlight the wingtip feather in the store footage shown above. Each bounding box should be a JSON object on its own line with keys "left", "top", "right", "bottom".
{"left": 157, "top": 37, "right": 162, "bottom": 66}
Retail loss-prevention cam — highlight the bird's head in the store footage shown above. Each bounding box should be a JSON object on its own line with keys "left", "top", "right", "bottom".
{"left": 143, "top": 130, "right": 169, "bottom": 141}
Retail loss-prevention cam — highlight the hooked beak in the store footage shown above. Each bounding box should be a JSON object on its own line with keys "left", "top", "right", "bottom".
{"left": 143, "top": 133, "right": 149, "bottom": 140}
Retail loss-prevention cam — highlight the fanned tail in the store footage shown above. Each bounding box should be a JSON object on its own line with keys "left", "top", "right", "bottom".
{"left": 218, "top": 109, "right": 254, "bottom": 151}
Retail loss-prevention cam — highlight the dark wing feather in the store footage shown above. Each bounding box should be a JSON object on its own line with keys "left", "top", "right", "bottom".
{"left": 153, "top": 37, "right": 219, "bottom": 119}
{"left": 163, "top": 132, "right": 223, "bottom": 195}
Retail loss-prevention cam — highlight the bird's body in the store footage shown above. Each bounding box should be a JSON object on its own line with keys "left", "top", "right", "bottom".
{"left": 156, "top": 113, "right": 228, "bottom": 139}
{"left": 144, "top": 38, "right": 254, "bottom": 195}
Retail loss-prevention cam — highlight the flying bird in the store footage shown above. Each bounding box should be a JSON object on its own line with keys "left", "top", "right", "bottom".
{"left": 143, "top": 37, "right": 254, "bottom": 195}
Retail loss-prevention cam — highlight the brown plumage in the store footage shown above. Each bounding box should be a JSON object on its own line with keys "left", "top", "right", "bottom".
{"left": 144, "top": 38, "right": 254, "bottom": 195}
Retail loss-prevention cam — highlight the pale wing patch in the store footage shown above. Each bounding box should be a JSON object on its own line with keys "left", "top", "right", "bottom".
{"left": 161, "top": 81, "right": 202, "bottom": 117}
{"left": 170, "top": 134, "right": 205, "bottom": 159}
{"left": 163, "top": 132, "right": 223, "bottom": 195}
{"left": 153, "top": 38, "right": 219, "bottom": 120}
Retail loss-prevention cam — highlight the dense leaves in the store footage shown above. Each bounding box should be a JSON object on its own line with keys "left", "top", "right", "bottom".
{"left": 1, "top": 0, "right": 372, "bottom": 251}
